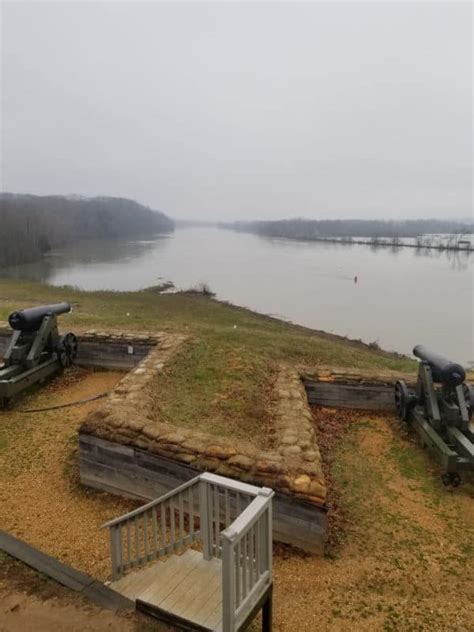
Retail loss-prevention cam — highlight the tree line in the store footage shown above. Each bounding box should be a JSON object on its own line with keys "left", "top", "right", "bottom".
{"left": 0, "top": 193, "right": 174, "bottom": 267}
{"left": 222, "top": 218, "right": 473, "bottom": 241}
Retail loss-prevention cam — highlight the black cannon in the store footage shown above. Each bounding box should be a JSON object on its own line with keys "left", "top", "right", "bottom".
{"left": 8, "top": 302, "right": 72, "bottom": 332}
{"left": 0, "top": 303, "right": 78, "bottom": 408}
{"left": 395, "top": 346, "right": 474, "bottom": 486}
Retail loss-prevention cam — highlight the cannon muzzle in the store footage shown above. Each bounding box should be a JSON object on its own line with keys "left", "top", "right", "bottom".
{"left": 9, "top": 302, "right": 72, "bottom": 332}
{"left": 413, "top": 345, "right": 465, "bottom": 387}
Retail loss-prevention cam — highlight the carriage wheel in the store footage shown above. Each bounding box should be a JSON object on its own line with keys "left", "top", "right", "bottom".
{"left": 57, "top": 332, "right": 78, "bottom": 368}
{"left": 395, "top": 380, "right": 411, "bottom": 422}
{"left": 441, "top": 472, "right": 461, "bottom": 487}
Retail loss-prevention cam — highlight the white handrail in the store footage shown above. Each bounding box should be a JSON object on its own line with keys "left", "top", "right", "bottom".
{"left": 102, "top": 475, "right": 200, "bottom": 528}
{"left": 199, "top": 472, "right": 262, "bottom": 496}
{"left": 105, "top": 476, "right": 202, "bottom": 579}
{"left": 221, "top": 491, "right": 272, "bottom": 541}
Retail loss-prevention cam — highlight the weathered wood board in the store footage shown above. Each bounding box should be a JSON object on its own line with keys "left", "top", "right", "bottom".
{"left": 112, "top": 549, "right": 223, "bottom": 631}
{"left": 74, "top": 340, "right": 151, "bottom": 370}
{"left": 79, "top": 434, "right": 327, "bottom": 555}
{"left": 304, "top": 379, "right": 396, "bottom": 411}
{"left": 0, "top": 529, "right": 133, "bottom": 612}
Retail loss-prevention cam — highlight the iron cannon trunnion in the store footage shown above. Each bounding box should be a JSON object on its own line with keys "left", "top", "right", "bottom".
{"left": 394, "top": 345, "right": 473, "bottom": 487}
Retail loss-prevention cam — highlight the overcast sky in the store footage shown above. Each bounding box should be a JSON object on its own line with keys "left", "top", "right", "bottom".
{"left": 1, "top": 1, "right": 472, "bottom": 221}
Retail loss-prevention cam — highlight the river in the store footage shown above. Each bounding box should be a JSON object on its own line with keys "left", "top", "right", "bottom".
{"left": 2, "top": 227, "right": 473, "bottom": 365}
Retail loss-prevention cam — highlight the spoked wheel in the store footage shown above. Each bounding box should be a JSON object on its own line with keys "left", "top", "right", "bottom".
{"left": 395, "top": 380, "right": 413, "bottom": 422}
{"left": 441, "top": 472, "right": 461, "bottom": 488}
{"left": 57, "top": 332, "right": 78, "bottom": 368}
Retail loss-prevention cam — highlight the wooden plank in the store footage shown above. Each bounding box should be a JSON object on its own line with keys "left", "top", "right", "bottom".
{"left": 213, "top": 484, "right": 220, "bottom": 557}
{"left": 0, "top": 530, "right": 91, "bottom": 592}
{"left": 179, "top": 492, "right": 185, "bottom": 545}
{"left": 248, "top": 525, "right": 255, "bottom": 590}
{"left": 194, "top": 584, "right": 222, "bottom": 629}
{"left": 74, "top": 340, "right": 151, "bottom": 370}
{"left": 0, "top": 530, "right": 133, "bottom": 612}
{"left": 188, "top": 486, "right": 195, "bottom": 535}
{"left": 178, "top": 558, "right": 222, "bottom": 624}
{"left": 138, "top": 549, "right": 202, "bottom": 606}
{"left": 111, "top": 554, "right": 182, "bottom": 600}
{"left": 159, "top": 556, "right": 221, "bottom": 617}
{"left": 161, "top": 503, "right": 166, "bottom": 550}
{"left": 200, "top": 472, "right": 261, "bottom": 497}
{"left": 304, "top": 380, "right": 395, "bottom": 411}
{"left": 136, "top": 600, "right": 212, "bottom": 632}
{"left": 81, "top": 580, "right": 134, "bottom": 612}
{"left": 271, "top": 494, "right": 326, "bottom": 554}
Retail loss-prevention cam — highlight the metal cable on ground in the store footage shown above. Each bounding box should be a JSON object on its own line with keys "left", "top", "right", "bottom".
{"left": 16, "top": 392, "right": 110, "bottom": 413}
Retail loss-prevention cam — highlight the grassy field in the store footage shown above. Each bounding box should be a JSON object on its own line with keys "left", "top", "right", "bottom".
{"left": 0, "top": 278, "right": 415, "bottom": 441}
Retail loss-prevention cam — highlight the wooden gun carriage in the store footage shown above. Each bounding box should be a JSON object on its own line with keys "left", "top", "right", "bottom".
{"left": 0, "top": 302, "right": 77, "bottom": 408}
{"left": 395, "top": 345, "right": 474, "bottom": 486}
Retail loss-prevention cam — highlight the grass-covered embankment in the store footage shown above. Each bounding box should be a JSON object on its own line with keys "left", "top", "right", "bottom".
{"left": 0, "top": 278, "right": 414, "bottom": 442}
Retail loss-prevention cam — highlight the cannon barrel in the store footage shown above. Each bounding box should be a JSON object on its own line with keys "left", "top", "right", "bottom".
{"left": 413, "top": 345, "right": 465, "bottom": 387}
{"left": 8, "top": 302, "right": 72, "bottom": 332}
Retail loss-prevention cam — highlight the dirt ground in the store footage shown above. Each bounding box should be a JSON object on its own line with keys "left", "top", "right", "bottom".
{"left": 0, "top": 367, "right": 140, "bottom": 579}
{"left": 0, "top": 554, "right": 168, "bottom": 631}
{"left": 1, "top": 370, "right": 473, "bottom": 631}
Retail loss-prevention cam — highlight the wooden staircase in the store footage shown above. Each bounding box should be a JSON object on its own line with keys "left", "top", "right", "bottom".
{"left": 103, "top": 472, "right": 274, "bottom": 631}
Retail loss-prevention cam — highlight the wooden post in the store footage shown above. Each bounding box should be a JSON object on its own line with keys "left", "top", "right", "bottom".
{"left": 199, "top": 478, "right": 212, "bottom": 560}
{"left": 110, "top": 525, "right": 122, "bottom": 580}
{"left": 267, "top": 505, "right": 273, "bottom": 582}
{"left": 262, "top": 585, "right": 273, "bottom": 632}
{"left": 222, "top": 535, "right": 236, "bottom": 632}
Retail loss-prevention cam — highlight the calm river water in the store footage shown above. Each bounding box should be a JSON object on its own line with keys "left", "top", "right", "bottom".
{"left": 2, "top": 227, "right": 473, "bottom": 365}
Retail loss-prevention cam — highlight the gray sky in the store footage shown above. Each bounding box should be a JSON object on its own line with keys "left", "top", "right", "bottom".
{"left": 1, "top": 1, "right": 472, "bottom": 220}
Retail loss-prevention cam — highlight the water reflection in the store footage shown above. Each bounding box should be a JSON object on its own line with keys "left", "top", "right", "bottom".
{"left": 1, "top": 234, "right": 170, "bottom": 285}
{"left": 1, "top": 227, "right": 472, "bottom": 364}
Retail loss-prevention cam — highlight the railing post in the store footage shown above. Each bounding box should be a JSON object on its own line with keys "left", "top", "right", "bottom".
{"left": 222, "top": 533, "right": 236, "bottom": 632}
{"left": 258, "top": 488, "right": 273, "bottom": 577}
{"left": 110, "top": 525, "right": 123, "bottom": 580}
{"left": 199, "top": 478, "right": 212, "bottom": 560}
{"left": 266, "top": 504, "right": 273, "bottom": 582}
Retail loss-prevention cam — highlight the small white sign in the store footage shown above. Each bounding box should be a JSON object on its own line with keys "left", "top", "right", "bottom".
{"left": 127, "top": 345, "right": 134, "bottom": 355}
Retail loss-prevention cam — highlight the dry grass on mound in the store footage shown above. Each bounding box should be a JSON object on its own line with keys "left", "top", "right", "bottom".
{"left": 147, "top": 339, "right": 276, "bottom": 447}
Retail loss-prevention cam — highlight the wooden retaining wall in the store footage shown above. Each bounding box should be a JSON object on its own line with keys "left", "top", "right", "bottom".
{"left": 303, "top": 379, "right": 396, "bottom": 412}
{"left": 79, "top": 433, "right": 327, "bottom": 555}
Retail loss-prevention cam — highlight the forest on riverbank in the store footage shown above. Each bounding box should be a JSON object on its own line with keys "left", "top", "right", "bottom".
{"left": 223, "top": 218, "right": 474, "bottom": 249}
{"left": 0, "top": 193, "right": 174, "bottom": 267}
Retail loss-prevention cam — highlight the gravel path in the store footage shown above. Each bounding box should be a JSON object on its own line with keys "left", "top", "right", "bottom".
{"left": 0, "top": 368, "right": 139, "bottom": 580}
